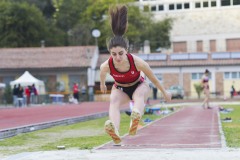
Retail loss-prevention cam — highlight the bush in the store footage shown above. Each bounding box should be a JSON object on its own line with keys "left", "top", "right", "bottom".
{"left": 3, "top": 84, "right": 13, "bottom": 104}
{"left": 194, "top": 83, "right": 203, "bottom": 99}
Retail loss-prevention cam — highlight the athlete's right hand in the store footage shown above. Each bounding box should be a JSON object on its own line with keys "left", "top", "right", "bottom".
{"left": 164, "top": 91, "right": 172, "bottom": 102}
{"left": 100, "top": 84, "right": 107, "bottom": 94}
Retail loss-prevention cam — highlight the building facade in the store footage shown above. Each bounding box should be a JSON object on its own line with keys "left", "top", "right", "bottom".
{"left": 135, "top": 0, "right": 240, "bottom": 53}
{"left": 1, "top": 47, "right": 239, "bottom": 101}
{"left": 96, "top": 52, "right": 240, "bottom": 100}
{"left": 0, "top": 46, "right": 99, "bottom": 102}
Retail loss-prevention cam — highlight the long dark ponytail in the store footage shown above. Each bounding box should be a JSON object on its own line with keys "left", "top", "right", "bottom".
{"left": 107, "top": 5, "right": 129, "bottom": 51}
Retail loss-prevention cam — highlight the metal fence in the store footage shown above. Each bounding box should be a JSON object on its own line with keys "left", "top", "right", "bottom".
{"left": 0, "top": 93, "right": 89, "bottom": 107}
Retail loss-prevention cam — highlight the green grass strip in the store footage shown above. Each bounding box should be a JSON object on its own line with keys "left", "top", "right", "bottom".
{"left": 0, "top": 111, "right": 165, "bottom": 156}
{"left": 221, "top": 104, "right": 240, "bottom": 148}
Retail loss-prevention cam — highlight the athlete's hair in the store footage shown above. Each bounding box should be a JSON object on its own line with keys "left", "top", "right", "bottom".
{"left": 205, "top": 69, "right": 209, "bottom": 74}
{"left": 107, "top": 5, "right": 129, "bottom": 51}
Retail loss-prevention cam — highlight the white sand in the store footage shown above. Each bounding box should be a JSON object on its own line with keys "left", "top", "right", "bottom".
{"left": 1, "top": 148, "right": 240, "bottom": 160}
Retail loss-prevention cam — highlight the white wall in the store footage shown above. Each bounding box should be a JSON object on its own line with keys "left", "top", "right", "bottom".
{"left": 136, "top": 0, "right": 240, "bottom": 52}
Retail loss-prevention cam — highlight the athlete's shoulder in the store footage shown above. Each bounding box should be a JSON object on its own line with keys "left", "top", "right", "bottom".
{"left": 130, "top": 53, "right": 146, "bottom": 64}
{"left": 130, "top": 53, "right": 149, "bottom": 71}
{"left": 100, "top": 59, "right": 110, "bottom": 71}
{"left": 130, "top": 53, "right": 141, "bottom": 61}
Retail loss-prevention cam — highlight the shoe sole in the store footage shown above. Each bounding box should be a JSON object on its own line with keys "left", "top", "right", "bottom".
{"left": 129, "top": 111, "right": 141, "bottom": 136}
{"left": 105, "top": 121, "right": 121, "bottom": 144}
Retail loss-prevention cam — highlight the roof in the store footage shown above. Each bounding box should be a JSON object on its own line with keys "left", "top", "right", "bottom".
{"left": 97, "top": 53, "right": 240, "bottom": 68}
{"left": 97, "top": 54, "right": 110, "bottom": 67}
{"left": 0, "top": 46, "right": 97, "bottom": 69}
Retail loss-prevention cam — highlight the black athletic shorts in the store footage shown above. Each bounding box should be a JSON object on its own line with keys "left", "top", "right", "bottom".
{"left": 114, "top": 80, "right": 144, "bottom": 100}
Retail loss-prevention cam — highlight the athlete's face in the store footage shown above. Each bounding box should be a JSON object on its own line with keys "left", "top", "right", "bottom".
{"left": 110, "top": 46, "right": 127, "bottom": 64}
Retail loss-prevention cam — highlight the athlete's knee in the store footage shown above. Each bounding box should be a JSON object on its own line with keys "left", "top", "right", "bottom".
{"left": 133, "top": 90, "right": 146, "bottom": 99}
{"left": 110, "top": 94, "right": 122, "bottom": 105}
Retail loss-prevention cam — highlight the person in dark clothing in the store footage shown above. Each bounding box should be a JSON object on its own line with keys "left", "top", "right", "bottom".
{"left": 12, "top": 84, "right": 18, "bottom": 107}
{"left": 17, "top": 84, "right": 24, "bottom": 107}
{"left": 31, "top": 84, "right": 38, "bottom": 104}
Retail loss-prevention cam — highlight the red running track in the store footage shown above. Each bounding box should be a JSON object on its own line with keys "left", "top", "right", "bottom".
{"left": 0, "top": 102, "right": 117, "bottom": 130}
{"left": 0, "top": 100, "right": 160, "bottom": 131}
{"left": 99, "top": 106, "right": 222, "bottom": 149}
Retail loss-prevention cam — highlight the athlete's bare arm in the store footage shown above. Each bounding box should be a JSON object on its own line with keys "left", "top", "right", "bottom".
{"left": 100, "top": 60, "right": 110, "bottom": 94}
{"left": 133, "top": 55, "right": 171, "bottom": 102}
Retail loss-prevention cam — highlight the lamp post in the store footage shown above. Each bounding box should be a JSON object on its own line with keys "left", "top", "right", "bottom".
{"left": 91, "top": 29, "right": 101, "bottom": 46}
{"left": 89, "top": 29, "right": 101, "bottom": 101}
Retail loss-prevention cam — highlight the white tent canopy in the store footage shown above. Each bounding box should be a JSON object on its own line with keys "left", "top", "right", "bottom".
{"left": 10, "top": 71, "right": 46, "bottom": 94}
{"left": 0, "top": 83, "right": 6, "bottom": 89}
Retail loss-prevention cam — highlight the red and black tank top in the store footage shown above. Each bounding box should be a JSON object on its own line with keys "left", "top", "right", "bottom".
{"left": 108, "top": 53, "right": 141, "bottom": 84}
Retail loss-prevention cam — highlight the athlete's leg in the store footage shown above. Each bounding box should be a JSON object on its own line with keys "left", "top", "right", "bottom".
{"left": 105, "top": 86, "right": 130, "bottom": 144}
{"left": 132, "top": 82, "right": 151, "bottom": 115}
{"left": 129, "top": 82, "right": 150, "bottom": 135}
{"left": 202, "top": 89, "right": 210, "bottom": 108}
{"left": 205, "top": 90, "right": 210, "bottom": 108}
{"left": 109, "top": 85, "right": 130, "bottom": 129}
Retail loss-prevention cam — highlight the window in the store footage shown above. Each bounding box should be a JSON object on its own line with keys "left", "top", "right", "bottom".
{"left": 151, "top": 5, "right": 157, "bottom": 11}
{"left": 200, "top": 73, "right": 205, "bottom": 79}
{"left": 211, "top": 1, "right": 217, "bottom": 6}
{"left": 196, "top": 40, "right": 203, "bottom": 52}
{"left": 232, "top": 72, "right": 238, "bottom": 79}
{"left": 224, "top": 72, "right": 230, "bottom": 79}
{"left": 177, "top": 3, "right": 182, "bottom": 10}
{"left": 233, "top": 0, "right": 240, "bottom": 5}
{"left": 221, "top": 0, "right": 231, "bottom": 6}
{"left": 192, "top": 73, "right": 198, "bottom": 80}
{"left": 169, "top": 4, "right": 175, "bottom": 10}
{"left": 210, "top": 40, "right": 216, "bottom": 52}
{"left": 173, "top": 41, "right": 187, "bottom": 52}
{"left": 192, "top": 73, "right": 210, "bottom": 80}
{"left": 184, "top": 3, "right": 190, "bottom": 9}
{"left": 224, "top": 72, "right": 240, "bottom": 79}
{"left": 3, "top": 76, "right": 14, "bottom": 84}
{"left": 203, "top": 1, "right": 209, "bottom": 7}
{"left": 195, "top": 2, "right": 201, "bottom": 8}
{"left": 158, "top": 5, "right": 164, "bottom": 11}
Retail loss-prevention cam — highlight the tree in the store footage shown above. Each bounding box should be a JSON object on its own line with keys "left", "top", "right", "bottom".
{"left": 78, "top": 0, "right": 156, "bottom": 51}
{"left": 55, "top": 0, "right": 90, "bottom": 46}
{"left": 0, "top": 2, "right": 49, "bottom": 47}
{"left": 8, "top": 0, "right": 56, "bottom": 20}
{"left": 3, "top": 84, "right": 12, "bottom": 104}
{"left": 142, "top": 18, "right": 173, "bottom": 52}
{"left": 194, "top": 83, "right": 203, "bottom": 99}
{"left": 78, "top": 0, "right": 172, "bottom": 52}
{"left": 0, "top": 0, "right": 173, "bottom": 49}
{"left": 55, "top": 0, "right": 89, "bottom": 31}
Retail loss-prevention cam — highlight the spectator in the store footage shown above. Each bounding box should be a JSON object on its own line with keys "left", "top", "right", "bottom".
{"left": 31, "top": 84, "right": 38, "bottom": 104}
{"left": 81, "top": 85, "right": 86, "bottom": 95}
{"left": 73, "top": 83, "right": 79, "bottom": 102}
{"left": 150, "top": 83, "right": 158, "bottom": 100}
{"left": 230, "top": 82, "right": 236, "bottom": 98}
{"left": 12, "top": 84, "right": 18, "bottom": 107}
{"left": 25, "top": 86, "right": 31, "bottom": 106}
{"left": 17, "top": 84, "right": 24, "bottom": 107}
